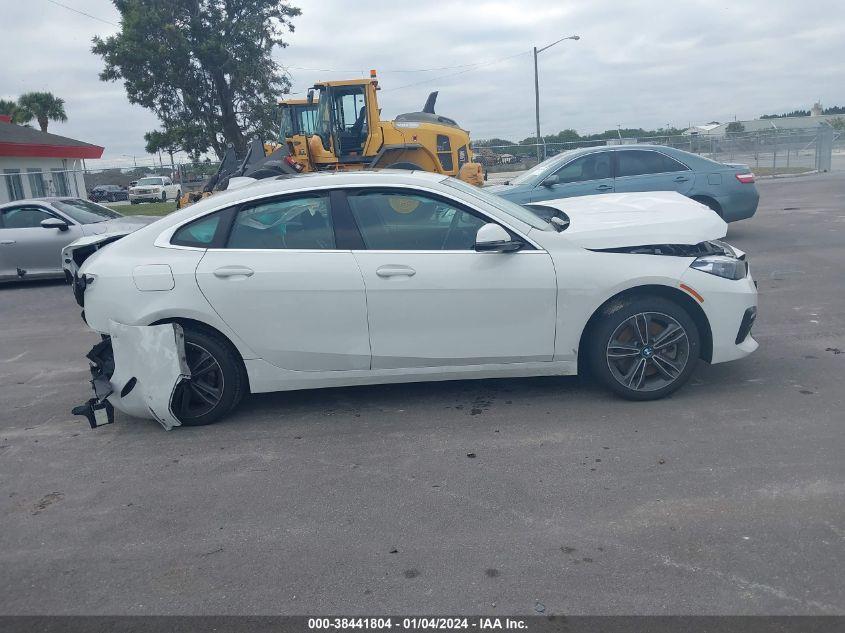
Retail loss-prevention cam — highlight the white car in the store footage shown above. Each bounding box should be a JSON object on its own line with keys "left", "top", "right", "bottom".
{"left": 128, "top": 176, "right": 181, "bottom": 204}
{"left": 65, "top": 171, "right": 757, "bottom": 429}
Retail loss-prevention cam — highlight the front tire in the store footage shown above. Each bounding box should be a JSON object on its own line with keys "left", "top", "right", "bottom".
{"left": 171, "top": 327, "right": 247, "bottom": 426}
{"left": 587, "top": 296, "right": 700, "bottom": 401}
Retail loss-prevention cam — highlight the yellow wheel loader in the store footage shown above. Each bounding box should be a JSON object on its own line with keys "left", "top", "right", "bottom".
{"left": 178, "top": 71, "right": 482, "bottom": 209}
{"left": 289, "top": 71, "right": 483, "bottom": 186}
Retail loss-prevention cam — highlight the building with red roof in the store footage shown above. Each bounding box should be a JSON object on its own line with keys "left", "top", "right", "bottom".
{"left": 0, "top": 115, "right": 104, "bottom": 203}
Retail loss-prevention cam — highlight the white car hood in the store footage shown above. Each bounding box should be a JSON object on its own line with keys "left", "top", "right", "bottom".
{"left": 534, "top": 192, "right": 728, "bottom": 249}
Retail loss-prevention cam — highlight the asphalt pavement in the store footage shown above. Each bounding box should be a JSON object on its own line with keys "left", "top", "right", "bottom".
{"left": 0, "top": 173, "right": 843, "bottom": 615}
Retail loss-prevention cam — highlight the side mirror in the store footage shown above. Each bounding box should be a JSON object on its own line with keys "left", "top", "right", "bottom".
{"left": 541, "top": 174, "right": 560, "bottom": 187}
{"left": 41, "top": 217, "right": 69, "bottom": 232}
{"left": 474, "top": 223, "right": 523, "bottom": 253}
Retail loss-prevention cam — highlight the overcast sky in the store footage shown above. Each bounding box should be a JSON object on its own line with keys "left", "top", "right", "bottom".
{"left": 1, "top": 0, "right": 842, "bottom": 167}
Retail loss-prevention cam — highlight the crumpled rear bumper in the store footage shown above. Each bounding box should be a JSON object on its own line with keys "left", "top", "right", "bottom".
{"left": 72, "top": 321, "right": 191, "bottom": 431}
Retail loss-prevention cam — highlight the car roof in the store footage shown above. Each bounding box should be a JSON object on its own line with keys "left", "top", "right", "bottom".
{"left": 0, "top": 196, "right": 83, "bottom": 210}
{"left": 204, "top": 169, "right": 447, "bottom": 204}
{"left": 146, "top": 170, "right": 452, "bottom": 227}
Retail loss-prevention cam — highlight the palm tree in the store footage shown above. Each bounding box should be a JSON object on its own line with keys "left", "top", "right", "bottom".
{"left": 16, "top": 92, "right": 68, "bottom": 133}
{"left": 0, "top": 98, "right": 28, "bottom": 124}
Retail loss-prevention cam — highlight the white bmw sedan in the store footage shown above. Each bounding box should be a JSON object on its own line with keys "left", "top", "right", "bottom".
{"left": 66, "top": 170, "right": 757, "bottom": 429}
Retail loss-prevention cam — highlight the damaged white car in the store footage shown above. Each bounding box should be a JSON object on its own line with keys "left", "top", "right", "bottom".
{"left": 65, "top": 170, "right": 758, "bottom": 429}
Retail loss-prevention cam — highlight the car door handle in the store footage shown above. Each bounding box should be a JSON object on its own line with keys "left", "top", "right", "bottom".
{"left": 213, "top": 266, "right": 254, "bottom": 278}
{"left": 376, "top": 265, "right": 416, "bottom": 278}
{"left": 674, "top": 176, "right": 690, "bottom": 182}
{"left": 0, "top": 240, "right": 15, "bottom": 245}
{"left": 595, "top": 184, "right": 613, "bottom": 191}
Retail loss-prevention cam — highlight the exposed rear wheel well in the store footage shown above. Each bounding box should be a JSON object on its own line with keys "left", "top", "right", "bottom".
{"left": 577, "top": 285, "right": 713, "bottom": 374}
{"left": 691, "top": 195, "right": 722, "bottom": 216}
{"left": 149, "top": 317, "right": 251, "bottom": 392}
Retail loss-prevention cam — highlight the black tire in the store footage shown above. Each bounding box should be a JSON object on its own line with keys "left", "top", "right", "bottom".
{"left": 161, "top": 191, "right": 167, "bottom": 202}
{"left": 171, "top": 327, "right": 247, "bottom": 426}
{"left": 388, "top": 162, "right": 423, "bottom": 171}
{"left": 130, "top": 200, "right": 138, "bottom": 205}
{"left": 587, "top": 295, "right": 700, "bottom": 401}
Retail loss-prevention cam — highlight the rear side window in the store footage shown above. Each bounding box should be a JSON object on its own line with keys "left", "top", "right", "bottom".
{"left": 227, "top": 194, "right": 335, "bottom": 250}
{"left": 616, "top": 150, "right": 689, "bottom": 177}
{"left": 171, "top": 212, "right": 222, "bottom": 247}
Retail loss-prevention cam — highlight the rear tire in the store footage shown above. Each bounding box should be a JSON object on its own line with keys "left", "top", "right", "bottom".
{"left": 388, "top": 162, "right": 423, "bottom": 171}
{"left": 587, "top": 296, "right": 700, "bottom": 401}
{"left": 172, "top": 327, "right": 247, "bottom": 426}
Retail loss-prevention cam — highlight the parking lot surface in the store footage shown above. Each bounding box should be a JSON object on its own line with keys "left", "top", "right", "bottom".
{"left": 1, "top": 174, "right": 843, "bottom": 615}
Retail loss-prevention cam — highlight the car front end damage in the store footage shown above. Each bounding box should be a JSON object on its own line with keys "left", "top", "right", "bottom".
{"left": 73, "top": 321, "right": 191, "bottom": 431}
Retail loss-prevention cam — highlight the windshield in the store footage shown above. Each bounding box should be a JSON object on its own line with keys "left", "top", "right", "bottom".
{"left": 444, "top": 179, "right": 551, "bottom": 230}
{"left": 137, "top": 177, "right": 164, "bottom": 186}
{"left": 510, "top": 150, "right": 579, "bottom": 185}
{"left": 53, "top": 199, "right": 121, "bottom": 224}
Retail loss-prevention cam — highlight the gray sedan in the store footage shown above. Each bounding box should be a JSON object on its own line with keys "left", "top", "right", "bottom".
{"left": 486, "top": 144, "right": 760, "bottom": 222}
{"left": 0, "top": 197, "right": 158, "bottom": 282}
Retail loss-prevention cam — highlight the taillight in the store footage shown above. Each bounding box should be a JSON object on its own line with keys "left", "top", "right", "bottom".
{"left": 735, "top": 173, "right": 755, "bottom": 184}
{"left": 284, "top": 155, "right": 304, "bottom": 172}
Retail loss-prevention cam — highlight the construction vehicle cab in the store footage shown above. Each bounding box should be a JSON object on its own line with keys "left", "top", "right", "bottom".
{"left": 297, "top": 73, "right": 482, "bottom": 185}
{"left": 278, "top": 98, "right": 317, "bottom": 144}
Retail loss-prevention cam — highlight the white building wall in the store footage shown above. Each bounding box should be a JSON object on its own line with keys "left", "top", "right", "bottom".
{"left": 0, "top": 156, "right": 85, "bottom": 204}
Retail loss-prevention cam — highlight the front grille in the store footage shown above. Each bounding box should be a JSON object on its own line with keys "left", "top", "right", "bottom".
{"left": 736, "top": 307, "right": 757, "bottom": 344}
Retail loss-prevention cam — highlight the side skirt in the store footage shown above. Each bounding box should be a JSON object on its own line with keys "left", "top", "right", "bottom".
{"left": 245, "top": 359, "right": 577, "bottom": 394}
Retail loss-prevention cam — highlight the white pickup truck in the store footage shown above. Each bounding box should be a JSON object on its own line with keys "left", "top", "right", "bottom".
{"left": 128, "top": 176, "right": 181, "bottom": 204}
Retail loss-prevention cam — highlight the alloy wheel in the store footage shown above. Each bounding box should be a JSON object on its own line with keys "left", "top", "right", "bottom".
{"left": 174, "top": 342, "right": 225, "bottom": 419}
{"left": 605, "top": 311, "right": 690, "bottom": 392}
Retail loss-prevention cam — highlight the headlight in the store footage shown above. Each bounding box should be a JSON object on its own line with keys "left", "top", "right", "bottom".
{"left": 690, "top": 254, "right": 747, "bottom": 280}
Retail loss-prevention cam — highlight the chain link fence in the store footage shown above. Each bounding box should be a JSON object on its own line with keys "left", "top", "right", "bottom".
{"left": 475, "top": 126, "right": 841, "bottom": 177}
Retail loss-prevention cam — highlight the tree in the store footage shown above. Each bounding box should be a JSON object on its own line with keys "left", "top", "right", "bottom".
{"left": 145, "top": 128, "right": 186, "bottom": 176}
{"left": 725, "top": 121, "right": 746, "bottom": 137}
{"left": 93, "top": 0, "right": 300, "bottom": 159}
{"left": 0, "top": 99, "right": 27, "bottom": 124}
{"left": 830, "top": 117, "right": 845, "bottom": 132}
{"left": 16, "top": 92, "right": 68, "bottom": 132}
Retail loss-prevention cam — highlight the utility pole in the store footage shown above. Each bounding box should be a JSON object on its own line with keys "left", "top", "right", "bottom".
{"left": 533, "top": 46, "right": 541, "bottom": 164}
{"left": 533, "top": 34, "right": 580, "bottom": 163}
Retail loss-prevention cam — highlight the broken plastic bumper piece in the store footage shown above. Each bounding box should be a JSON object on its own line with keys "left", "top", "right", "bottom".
{"left": 72, "top": 321, "right": 191, "bottom": 431}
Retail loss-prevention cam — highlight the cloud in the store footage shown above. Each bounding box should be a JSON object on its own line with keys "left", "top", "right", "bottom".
{"left": 1, "top": 0, "right": 842, "bottom": 165}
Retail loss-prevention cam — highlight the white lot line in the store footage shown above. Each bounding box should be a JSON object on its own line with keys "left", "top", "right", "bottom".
{"left": 658, "top": 554, "right": 841, "bottom": 613}
{"left": 302, "top": 451, "right": 841, "bottom": 613}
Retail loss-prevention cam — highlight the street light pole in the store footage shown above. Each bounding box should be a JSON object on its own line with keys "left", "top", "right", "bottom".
{"left": 533, "top": 34, "right": 580, "bottom": 163}
{"left": 533, "top": 46, "right": 541, "bottom": 164}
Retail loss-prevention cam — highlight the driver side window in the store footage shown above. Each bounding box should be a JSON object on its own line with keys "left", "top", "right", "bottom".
{"left": 1, "top": 206, "right": 55, "bottom": 229}
{"left": 346, "top": 191, "right": 488, "bottom": 250}
{"left": 552, "top": 152, "right": 611, "bottom": 183}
